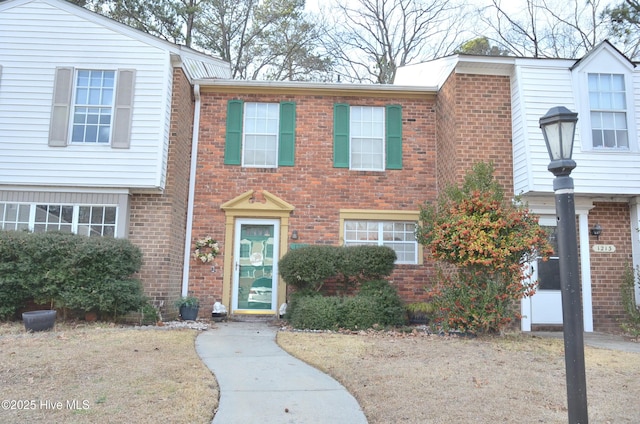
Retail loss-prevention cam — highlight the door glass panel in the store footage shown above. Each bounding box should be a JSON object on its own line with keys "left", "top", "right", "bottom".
{"left": 538, "top": 227, "right": 561, "bottom": 291}
{"left": 237, "top": 224, "right": 274, "bottom": 310}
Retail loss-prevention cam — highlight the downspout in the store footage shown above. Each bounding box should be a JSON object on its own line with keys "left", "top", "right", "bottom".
{"left": 181, "top": 83, "right": 201, "bottom": 297}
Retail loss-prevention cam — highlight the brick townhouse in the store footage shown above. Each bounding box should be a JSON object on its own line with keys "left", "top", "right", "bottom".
{"left": 185, "top": 42, "right": 640, "bottom": 333}
{"left": 2, "top": 0, "right": 638, "bottom": 333}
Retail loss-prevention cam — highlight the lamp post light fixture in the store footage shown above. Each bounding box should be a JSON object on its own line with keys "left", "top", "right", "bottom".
{"left": 539, "top": 106, "right": 588, "bottom": 424}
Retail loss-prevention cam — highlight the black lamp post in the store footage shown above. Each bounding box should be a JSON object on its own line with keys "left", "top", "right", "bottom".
{"left": 539, "top": 106, "right": 588, "bottom": 424}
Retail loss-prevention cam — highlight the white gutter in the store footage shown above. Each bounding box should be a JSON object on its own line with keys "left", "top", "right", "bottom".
{"left": 181, "top": 83, "right": 201, "bottom": 297}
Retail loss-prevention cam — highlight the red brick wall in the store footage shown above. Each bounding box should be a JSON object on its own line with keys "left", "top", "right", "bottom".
{"left": 128, "top": 68, "right": 193, "bottom": 317}
{"left": 189, "top": 90, "right": 439, "bottom": 309}
{"left": 437, "top": 73, "right": 513, "bottom": 196}
{"left": 588, "top": 202, "right": 632, "bottom": 333}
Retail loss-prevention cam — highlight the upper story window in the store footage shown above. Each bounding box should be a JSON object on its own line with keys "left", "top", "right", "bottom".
{"left": 71, "top": 70, "right": 115, "bottom": 144}
{"left": 333, "top": 103, "right": 402, "bottom": 170}
{"left": 350, "top": 106, "right": 385, "bottom": 170}
{"left": 0, "top": 203, "right": 116, "bottom": 237}
{"left": 49, "top": 67, "right": 135, "bottom": 149}
{"left": 224, "top": 100, "right": 296, "bottom": 168}
{"left": 588, "top": 73, "right": 628, "bottom": 149}
{"left": 243, "top": 102, "right": 279, "bottom": 167}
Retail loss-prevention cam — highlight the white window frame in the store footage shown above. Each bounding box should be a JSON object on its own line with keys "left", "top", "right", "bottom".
{"left": 70, "top": 69, "right": 116, "bottom": 144}
{"left": 339, "top": 210, "right": 421, "bottom": 265}
{"left": 0, "top": 203, "right": 118, "bottom": 237}
{"left": 350, "top": 106, "right": 385, "bottom": 171}
{"left": 587, "top": 73, "right": 629, "bottom": 150}
{"left": 242, "top": 102, "right": 279, "bottom": 168}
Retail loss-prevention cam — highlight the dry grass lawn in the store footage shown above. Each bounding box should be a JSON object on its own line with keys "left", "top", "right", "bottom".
{"left": 277, "top": 329, "right": 640, "bottom": 424}
{"left": 3, "top": 320, "right": 640, "bottom": 424}
{"left": 0, "top": 322, "right": 218, "bottom": 424}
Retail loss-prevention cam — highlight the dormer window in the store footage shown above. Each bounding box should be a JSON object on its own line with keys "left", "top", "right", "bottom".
{"left": 588, "top": 73, "right": 629, "bottom": 149}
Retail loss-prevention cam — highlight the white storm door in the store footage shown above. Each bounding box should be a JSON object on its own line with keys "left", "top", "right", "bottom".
{"left": 232, "top": 219, "right": 279, "bottom": 312}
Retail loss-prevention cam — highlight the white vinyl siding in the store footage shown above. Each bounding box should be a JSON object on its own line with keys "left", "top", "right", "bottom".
{"left": 0, "top": 0, "right": 173, "bottom": 189}
{"left": 512, "top": 52, "right": 640, "bottom": 197}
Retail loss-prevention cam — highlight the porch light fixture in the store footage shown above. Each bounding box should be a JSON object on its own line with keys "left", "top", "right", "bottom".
{"left": 590, "top": 224, "right": 602, "bottom": 240}
{"left": 291, "top": 230, "right": 299, "bottom": 240}
{"left": 539, "top": 106, "right": 588, "bottom": 424}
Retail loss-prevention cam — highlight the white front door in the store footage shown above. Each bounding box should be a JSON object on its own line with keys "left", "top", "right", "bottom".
{"left": 530, "top": 226, "right": 563, "bottom": 325}
{"left": 232, "top": 219, "right": 280, "bottom": 313}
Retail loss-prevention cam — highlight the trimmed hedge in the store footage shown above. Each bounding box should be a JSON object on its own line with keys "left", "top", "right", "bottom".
{"left": 278, "top": 245, "right": 338, "bottom": 292}
{"left": 286, "top": 280, "right": 406, "bottom": 330}
{"left": 0, "top": 231, "right": 147, "bottom": 320}
{"left": 288, "top": 295, "right": 341, "bottom": 330}
{"left": 279, "top": 245, "right": 397, "bottom": 292}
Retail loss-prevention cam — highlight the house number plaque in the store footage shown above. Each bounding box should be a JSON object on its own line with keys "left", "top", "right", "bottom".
{"left": 592, "top": 244, "right": 616, "bottom": 253}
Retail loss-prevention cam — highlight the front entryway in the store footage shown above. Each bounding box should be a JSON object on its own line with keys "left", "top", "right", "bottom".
{"left": 232, "top": 219, "right": 280, "bottom": 313}
{"left": 530, "top": 226, "right": 563, "bottom": 326}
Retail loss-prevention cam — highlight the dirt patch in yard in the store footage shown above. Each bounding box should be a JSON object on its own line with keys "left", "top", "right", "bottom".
{"left": 277, "top": 329, "right": 640, "bottom": 423}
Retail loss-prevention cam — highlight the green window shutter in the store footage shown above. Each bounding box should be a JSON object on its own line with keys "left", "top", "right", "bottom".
{"left": 224, "top": 100, "right": 243, "bottom": 165}
{"left": 278, "top": 102, "right": 296, "bottom": 166}
{"left": 333, "top": 103, "right": 350, "bottom": 168}
{"left": 386, "top": 104, "right": 402, "bottom": 169}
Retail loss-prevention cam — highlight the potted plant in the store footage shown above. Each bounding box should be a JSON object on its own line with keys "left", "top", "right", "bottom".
{"left": 406, "top": 302, "right": 435, "bottom": 325}
{"left": 22, "top": 272, "right": 61, "bottom": 332}
{"left": 175, "top": 296, "right": 200, "bottom": 321}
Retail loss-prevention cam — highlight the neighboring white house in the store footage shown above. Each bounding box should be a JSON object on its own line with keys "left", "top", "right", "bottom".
{"left": 396, "top": 41, "right": 640, "bottom": 333}
{"left": 0, "top": 0, "right": 230, "bottom": 314}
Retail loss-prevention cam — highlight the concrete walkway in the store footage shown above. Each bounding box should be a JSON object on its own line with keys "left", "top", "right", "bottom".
{"left": 534, "top": 331, "right": 640, "bottom": 354}
{"left": 196, "top": 321, "right": 368, "bottom": 424}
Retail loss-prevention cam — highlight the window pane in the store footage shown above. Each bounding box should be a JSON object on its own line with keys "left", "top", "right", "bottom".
{"left": 616, "top": 130, "right": 628, "bottom": 148}
{"left": 344, "top": 220, "right": 417, "bottom": 264}
{"left": 91, "top": 207, "right": 104, "bottom": 224}
{"left": 592, "top": 130, "right": 603, "bottom": 147}
{"left": 350, "top": 106, "right": 384, "bottom": 171}
{"left": 612, "top": 74, "right": 625, "bottom": 91}
{"left": 73, "top": 70, "right": 114, "bottom": 144}
{"left": 588, "top": 73, "right": 628, "bottom": 150}
{"left": 243, "top": 102, "right": 279, "bottom": 167}
{"left": 0, "top": 203, "right": 31, "bottom": 231}
{"left": 4, "top": 203, "right": 15, "bottom": 221}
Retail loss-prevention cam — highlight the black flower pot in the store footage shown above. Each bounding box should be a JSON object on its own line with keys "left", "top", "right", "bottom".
{"left": 22, "top": 310, "right": 57, "bottom": 332}
{"left": 211, "top": 312, "right": 227, "bottom": 322}
{"left": 179, "top": 305, "right": 199, "bottom": 321}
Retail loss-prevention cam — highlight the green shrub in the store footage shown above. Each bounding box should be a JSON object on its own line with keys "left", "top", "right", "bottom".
{"left": 286, "top": 280, "right": 404, "bottom": 330}
{"left": 0, "top": 231, "right": 32, "bottom": 319}
{"left": 278, "top": 245, "right": 338, "bottom": 292}
{"left": 288, "top": 295, "right": 340, "bottom": 330}
{"left": 406, "top": 302, "right": 436, "bottom": 324}
{"left": 358, "top": 280, "right": 405, "bottom": 326}
{"left": 431, "top": 271, "right": 521, "bottom": 334}
{"left": 416, "top": 162, "right": 551, "bottom": 334}
{"left": 279, "top": 245, "right": 397, "bottom": 293}
{"left": 620, "top": 264, "right": 640, "bottom": 338}
{"left": 338, "top": 296, "right": 379, "bottom": 330}
{"left": 0, "top": 231, "right": 144, "bottom": 321}
{"left": 284, "top": 288, "right": 320, "bottom": 320}
{"left": 338, "top": 246, "right": 397, "bottom": 282}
